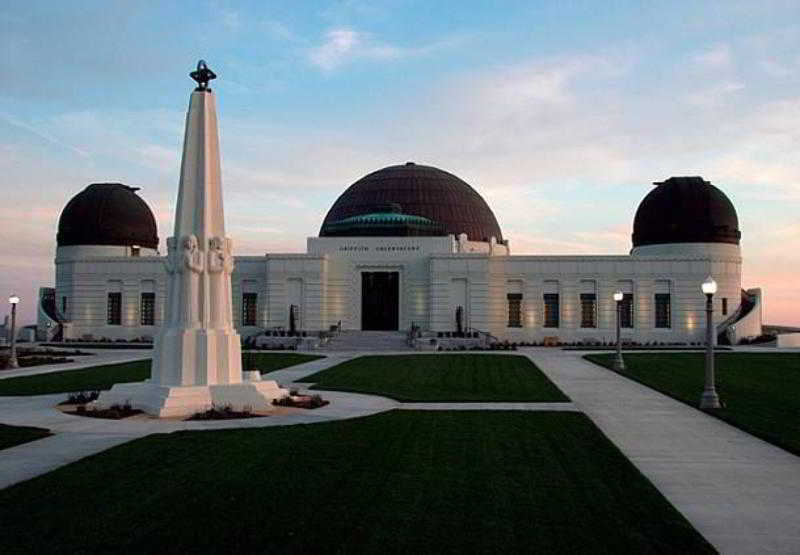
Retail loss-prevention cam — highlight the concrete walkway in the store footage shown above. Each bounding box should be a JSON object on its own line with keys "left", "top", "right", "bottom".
{"left": 3, "top": 347, "right": 800, "bottom": 553}
{"left": 0, "top": 349, "right": 150, "bottom": 379}
{"left": 398, "top": 401, "right": 578, "bottom": 411}
{"left": 526, "top": 349, "right": 800, "bottom": 555}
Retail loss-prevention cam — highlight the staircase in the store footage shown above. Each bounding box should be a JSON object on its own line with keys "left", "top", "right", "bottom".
{"left": 322, "top": 331, "right": 412, "bottom": 352}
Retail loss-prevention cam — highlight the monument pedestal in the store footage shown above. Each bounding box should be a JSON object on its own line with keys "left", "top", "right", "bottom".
{"left": 97, "top": 379, "right": 288, "bottom": 418}
{"left": 151, "top": 327, "right": 246, "bottom": 386}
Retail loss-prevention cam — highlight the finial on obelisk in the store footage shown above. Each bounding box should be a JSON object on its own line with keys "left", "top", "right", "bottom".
{"left": 190, "top": 60, "right": 217, "bottom": 92}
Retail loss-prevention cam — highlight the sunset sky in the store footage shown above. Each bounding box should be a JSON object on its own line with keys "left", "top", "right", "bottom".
{"left": 1, "top": 1, "right": 799, "bottom": 325}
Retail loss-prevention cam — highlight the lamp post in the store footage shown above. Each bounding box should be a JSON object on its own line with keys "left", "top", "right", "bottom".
{"left": 700, "top": 276, "right": 721, "bottom": 409}
{"left": 613, "top": 290, "right": 625, "bottom": 371}
{"left": 7, "top": 294, "right": 19, "bottom": 369}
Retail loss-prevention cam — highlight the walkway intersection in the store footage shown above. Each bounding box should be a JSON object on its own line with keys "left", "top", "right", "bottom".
{"left": 1, "top": 347, "right": 799, "bottom": 553}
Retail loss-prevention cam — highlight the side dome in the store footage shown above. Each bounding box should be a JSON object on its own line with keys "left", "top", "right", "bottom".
{"left": 320, "top": 163, "right": 503, "bottom": 242}
{"left": 57, "top": 183, "right": 159, "bottom": 249}
{"left": 632, "top": 176, "right": 740, "bottom": 248}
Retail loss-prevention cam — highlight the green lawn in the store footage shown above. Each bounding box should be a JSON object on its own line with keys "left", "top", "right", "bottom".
{"left": 247, "top": 353, "right": 324, "bottom": 374}
{"left": 305, "top": 354, "right": 569, "bottom": 402}
{"left": 0, "top": 424, "right": 51, "bottom": 451}
{"left": 0, "top": 353, "right": 323, "bottom": 396}
{"left": 586, "top": 352, "right": 800, "bottom": 456}
{"left": 0, "top": 411, "right": 713, "bottom": 554}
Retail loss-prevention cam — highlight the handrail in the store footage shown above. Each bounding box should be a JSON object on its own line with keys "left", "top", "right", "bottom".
{"left": 466, "top": 326, "right": 498, "bottom": 344}
{"left": 716, "top": 289, "right": 757, "bottom": 343}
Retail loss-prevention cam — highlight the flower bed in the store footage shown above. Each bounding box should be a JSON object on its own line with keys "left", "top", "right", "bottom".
{"left": 273, "top": 393, "right": 329, "bottom": 409}
{"left": 186, "top": 405, "right": 264, "bottom": 420}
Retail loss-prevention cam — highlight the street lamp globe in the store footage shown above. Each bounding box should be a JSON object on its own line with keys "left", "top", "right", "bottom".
{"left": 701, "top": 276, "right": 717, "bottom": 296}
{"left": 8, "top": 295, "right": 19, "bottom": 305}
{"left": 613, "top": 290, "right": 623, "bottom": 302}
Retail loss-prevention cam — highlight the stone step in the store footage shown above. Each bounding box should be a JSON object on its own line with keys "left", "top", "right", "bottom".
{"left": 322, "top": 331, "right": 412, "bottom": 352}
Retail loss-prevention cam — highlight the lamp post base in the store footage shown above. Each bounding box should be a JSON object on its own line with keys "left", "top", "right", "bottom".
{"left": 613, "top": 354, "right": 626, "bottom": 372}
{"left": 699, "top": 390, "right": 721, "bottom": 409}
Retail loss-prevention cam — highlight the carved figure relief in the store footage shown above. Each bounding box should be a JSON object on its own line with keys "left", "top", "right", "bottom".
{"left": 180, "top": 234, "right": 204, "bottom": 326}
{"left": 164, "top": 237, "right": 179, "bottom": 325}
{"left": 207, "top": 236, "right": 227, "bottom": 326}
{"left": 223, "top": 238, "right": 235, "bottom": 323}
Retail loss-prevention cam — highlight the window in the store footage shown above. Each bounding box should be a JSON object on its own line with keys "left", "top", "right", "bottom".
{"left": 107, "top": 292, "right": 121, "bottom": 325}
{"left": 61, "top": 296, "right": 67, "bottom": 318}
{"left": 140, "top": 293, "right": 155, "bottom": 326}
{"left": 131, "top": 245, "right": 140, "bottom": 257}
{"left": 655, "top": 293, "right": 671, "bottom": 328}
{"left": 242, "top": 293, "right": 258, "bottom": 326}
{"left": 722, "top": 297, "right": 728, "bottom": 316}
{"left": 580, "top": 293, "right": 597, "bottom": 328}
{"left": 507, "top": 293, "right": 522, "bottom": 328}
{"left": 620, "top": 293, "right": 634, "bottom": 328}
{"left": 543, "top": 294, "right": 559, "bottom": 328}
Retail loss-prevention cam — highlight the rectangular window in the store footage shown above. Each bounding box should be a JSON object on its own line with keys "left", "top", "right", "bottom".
{"left": 620, "top": 293, "right": 634, "bottom": 329}
{"left": 242, "top": 293, "right": 258, "bottom": 326}
{"left": 655, "top": 293, "right": 671, "bottom": 328}
{"left": 722, "top": 297, "right": 728, "bottom": 316}
{"left": 543, "top": 293, "right": 559, "bottom": 328}
{"left": 61, "top": 296, "right": 67, "bottom": 317}
{"left": 140, "top": 293, "right": 155, "bottom": 326}
{"left": 107, "top": 292, "right": 121, "bottom": 325}
{"left": 580, "top": 294, "right": 597, "bottom": 328}
{"left": 507, "top": 293, "right": 522, "bottom": 328}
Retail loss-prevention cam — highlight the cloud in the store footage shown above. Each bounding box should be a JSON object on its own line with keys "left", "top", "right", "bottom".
{"left": 308, "top": 28, "right": 401, "bottom": 70}
{"left": 306, "top": 27, "right": 467, "bottom": 71}
{"left": 693, "top": 44, "right": 732, "bottom": 68}
{"left": 759, "top": 58, "right": 795, "bottom": 78}
{"left": 682, "top": 81, "right": 745, "bottom": 107}
{"left": 0, "top": 112, "right": 90, "bottom": 158}
{"left": 220, "top": 8, "right": 241, "bottom": 30}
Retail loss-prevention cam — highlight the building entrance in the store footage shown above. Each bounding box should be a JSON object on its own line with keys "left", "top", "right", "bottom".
{"left": 361, "top": 272, "right": 399, "bottom": 330}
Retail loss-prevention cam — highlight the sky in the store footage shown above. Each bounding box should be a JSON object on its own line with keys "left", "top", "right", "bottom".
{"left": 1, "top": 0, "right": 799, "bottom": 325}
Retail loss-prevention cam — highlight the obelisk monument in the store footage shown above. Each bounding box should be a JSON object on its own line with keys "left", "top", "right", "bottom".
{"left": 97, "top": 61, "right": 286, "bottom": 416}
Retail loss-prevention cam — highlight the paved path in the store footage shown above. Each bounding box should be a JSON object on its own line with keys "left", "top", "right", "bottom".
{"left": 4, "top": 347, "right": 800, "bottom": 553}
{"left": 398, "top": 402, "right": 578, "bottom": 411}
{"left": 526, "top": 349, "right": 800, "bottom": 555}
{"left": 0, "top": 349, "right": 150, "bottom": 379}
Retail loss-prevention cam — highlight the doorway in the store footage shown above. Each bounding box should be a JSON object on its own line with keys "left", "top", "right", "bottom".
{"left": 361, "top": 272, "right": 399, "bottom": 330}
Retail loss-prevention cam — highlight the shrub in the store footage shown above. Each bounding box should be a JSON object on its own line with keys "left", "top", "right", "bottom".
{"left": 63, "top": 390, "right": 100, "bottom": 405}
{"left": 75, "top": 401, "right": 140, "bottom": 419}
{"left": 187, "top": 404, "right": 257, "bottom": 420}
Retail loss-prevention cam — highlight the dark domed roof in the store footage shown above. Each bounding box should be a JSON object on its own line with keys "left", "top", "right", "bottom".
{"left": 320, "top": 163, "right": 503, "bottom": 242}
{"left": 57, "top": 183, "right": 159, "bottom": 249}
{"left": 632, "top": 177, "right": 740, "bottom": 248}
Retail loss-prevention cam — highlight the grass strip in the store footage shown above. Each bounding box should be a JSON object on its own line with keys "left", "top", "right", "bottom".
{"left": 585, "top": 352, "right": 800, "bottom": 456}
{"left": 0, "top": 423, "right": 52, "bottom": 451}
{"left": 0, "top": 354, "right": 323, "bottom": 396}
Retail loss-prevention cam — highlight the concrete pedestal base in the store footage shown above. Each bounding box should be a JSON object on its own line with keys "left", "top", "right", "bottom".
{"left": 152, "top": 327, "right": 243, "bottom": 386}
{"left": 95, "top": 379, "right": 289, "bottom": 418}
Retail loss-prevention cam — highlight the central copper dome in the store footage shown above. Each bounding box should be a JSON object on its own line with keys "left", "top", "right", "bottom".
{"left": 320, "top": 163, "right": 503, "bottom": 242}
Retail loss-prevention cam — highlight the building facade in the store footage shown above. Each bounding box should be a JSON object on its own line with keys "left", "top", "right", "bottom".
{"left": 40, "top": 165, "right": 763, "bottom": 345}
